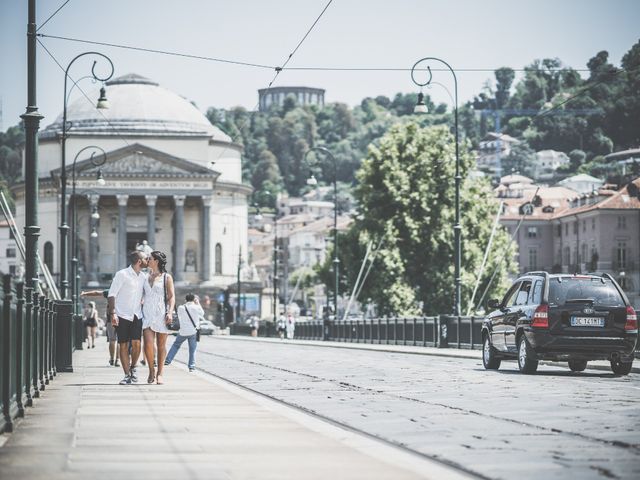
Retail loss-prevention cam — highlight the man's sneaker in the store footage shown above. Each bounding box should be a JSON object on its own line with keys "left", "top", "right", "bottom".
{"left": 114, "top": 360, "right": 120, "bottom": 367}
{"left": 119, "top": 375, "right": 131, "bottom": 385}
{"left": 189, "top": 368, "right": 195, "bottom": 372}
{"left": 109, "top": 359, "right": 114, "bottom": 366}
{"left": 129, "top": 367, "right": 138, "bottom": 383}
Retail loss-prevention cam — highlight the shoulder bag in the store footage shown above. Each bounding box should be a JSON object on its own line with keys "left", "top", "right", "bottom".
{"left": 184, "top": 305, "right": 201, "bottom": 342}
{"left": 164, "top": 273, "right": 180, "bottom": 331}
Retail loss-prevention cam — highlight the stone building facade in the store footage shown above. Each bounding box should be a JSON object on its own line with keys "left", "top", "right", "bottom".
{"left": 13, "top": 74, "right": 250, "bottom": 288}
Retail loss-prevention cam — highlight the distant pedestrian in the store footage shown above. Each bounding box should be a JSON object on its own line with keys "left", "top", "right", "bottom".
{"left": 249, "top": 316, "right": 259, "bottom": 337}
{"left": 286, "top": 314, "right": 295, "bottom": 340}
{"left": 165, "top": 293, "right": 203, "bottom": 372}
{"left": 84, "top": 301, "right": 99, "bottom": 348}
{"left": 277, "top": 314, "right": 286, "bottom": 339}
{"left": 108, "top": 251, "right": 148, "bottom": 385}
{"left": 82, "top": 289, "right": 119, "bottom": 366}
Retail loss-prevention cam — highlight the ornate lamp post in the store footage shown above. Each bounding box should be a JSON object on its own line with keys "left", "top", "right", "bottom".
{"left": 59, "top": 52, "right": 113, "bottom": 299}
{"left": 70, "top": 147, "right": 106, "bottom": 349}
{"left": 305, "top": 146, "right": 339, "bottom": 323}
{"left": 411, "top": 57, "right": 462, "bottom": 315}
{"left": 254, "top": 191, "right": 279, "bottom": 328}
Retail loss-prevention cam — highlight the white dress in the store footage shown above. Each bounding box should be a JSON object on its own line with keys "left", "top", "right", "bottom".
{"left": 142, "top": 273, "right": 170, "bottom": 334}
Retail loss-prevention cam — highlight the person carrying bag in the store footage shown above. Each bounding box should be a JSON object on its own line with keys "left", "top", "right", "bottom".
{"left": 164, "top": 293, "right": 204, "bottom": 372}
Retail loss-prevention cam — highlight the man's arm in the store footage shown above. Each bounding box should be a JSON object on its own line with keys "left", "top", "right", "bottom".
{"left": 107, "top": 272, "right": 122, "bottom": 326}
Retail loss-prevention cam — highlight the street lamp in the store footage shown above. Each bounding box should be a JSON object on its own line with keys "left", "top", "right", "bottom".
{"left": 70, "top": 147, "right": 107, "bottom": 320}
{"left": 59, "top": 52, "right": 114, "bottom": 299}
{"left": 304, "top": 146, "right": 339, "bottom": 324}
{"left": 411, "top": 57, "right": 462, "bottom": 316}
{"left": 254, "top": 191, "right": 279, "bottom": 327}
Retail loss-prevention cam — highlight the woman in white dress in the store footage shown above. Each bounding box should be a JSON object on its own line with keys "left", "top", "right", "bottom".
{"left": 142, "top": 251, "right": 175, "bottom": 384}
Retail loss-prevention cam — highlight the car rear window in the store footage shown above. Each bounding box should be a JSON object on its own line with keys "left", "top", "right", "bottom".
{"left": 548, "top": 277, "right": 625, "bottom": 307}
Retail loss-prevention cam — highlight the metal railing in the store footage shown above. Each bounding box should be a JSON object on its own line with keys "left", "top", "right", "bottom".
{"left": 1, "top": 274, "right": 73, "bottom": 434}
{"left": 230, "top": 315, "right": 484, "bottom": 349}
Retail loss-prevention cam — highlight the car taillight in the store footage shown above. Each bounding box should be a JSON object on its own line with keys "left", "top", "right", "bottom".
{"left": 532, "top": 304, "right": 549, "bottom": 328}
{"left": 625, "top": 306, "right": 638, "bottom": 333}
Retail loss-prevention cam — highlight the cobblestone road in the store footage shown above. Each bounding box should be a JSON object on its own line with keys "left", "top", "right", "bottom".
{"left": 174, "top": 337, "right": 639, "bottom": 480}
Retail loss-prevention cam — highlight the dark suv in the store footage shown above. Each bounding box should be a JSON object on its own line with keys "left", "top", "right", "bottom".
{"left": 481, "top": 272, "right": 638, "bottom": 375}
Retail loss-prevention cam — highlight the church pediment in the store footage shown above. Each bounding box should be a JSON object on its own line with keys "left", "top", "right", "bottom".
{"left": 54, "top": 143, "right": 217, "bottom": 178}
{"left": 101, "top": 151, "right": 188, "bottom": 175}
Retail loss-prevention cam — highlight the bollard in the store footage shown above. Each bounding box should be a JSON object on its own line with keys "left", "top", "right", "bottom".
{"left": 15, "top": 282, "right": 25, "bottom": 417}
{"left": 74, "top": 312, "right": 84, "bottom": 350}
{"left": 23, "top": 285, "right": 33, "bottom": 406}
{"left": 32, "top": 290, "right": 40, "bottom": 398}
{"left": 54, "top": 300, "right": 73, "bottom": 372}
{"left": 39, "top": 296, "right": 46, "bottom": 390}
{"left": 1, "top": 275, "right": 17, "bottom": 433}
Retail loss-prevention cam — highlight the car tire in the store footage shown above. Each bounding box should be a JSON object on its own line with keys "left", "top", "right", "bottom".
{"left": 517, "top": 335, "right": 538, "bottom": 374}
{"left": 610, "top": 358, "right": 633, "bottom": 376}
{"left": 568, "top": 360, "right": 587, "bottom": 372}
{"left": 482, "top": 335, "right": 501, "bottom": 370}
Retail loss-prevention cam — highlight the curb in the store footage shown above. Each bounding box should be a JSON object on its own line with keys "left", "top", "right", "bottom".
{"left": 209, "top": 334, "right": 640, "bottom": 374}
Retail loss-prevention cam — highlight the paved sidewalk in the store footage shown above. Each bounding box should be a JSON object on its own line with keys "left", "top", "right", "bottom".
{"left": 0, "top": 340, "right": 470, "bottom": 480}
{"left": 217, "top": 334, "right": 639, "bottom": 373}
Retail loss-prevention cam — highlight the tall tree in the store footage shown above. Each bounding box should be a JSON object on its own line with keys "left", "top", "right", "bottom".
{"left": 319, "top": 123, "right": 516, "bottom": 315}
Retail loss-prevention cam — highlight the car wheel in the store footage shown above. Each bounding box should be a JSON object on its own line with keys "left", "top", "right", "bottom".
{"left": 517, "top": 335, "right": 538, "bottom": 374}
{"left": 610, "top": 358, "right": 633, "bottom": 376}
{"left": 568, "top": 360, "right": 587, "bottom": 372}
{"left": 482, "top": 335, "right": 501, "bottom": 370}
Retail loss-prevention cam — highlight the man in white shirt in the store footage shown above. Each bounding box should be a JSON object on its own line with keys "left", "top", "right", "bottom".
{"left": 165, "top": 293, "right": 203, "bottom": 372}
{"left": 108, "top": 251, "right": 148, "bottom": 385}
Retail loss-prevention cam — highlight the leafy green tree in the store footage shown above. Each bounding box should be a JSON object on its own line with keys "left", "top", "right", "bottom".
{"left": 319, "top": 123, "right": 516, "bottom": 315}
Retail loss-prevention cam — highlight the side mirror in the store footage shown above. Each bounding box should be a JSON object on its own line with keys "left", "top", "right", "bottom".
{"left": 487, "top": 299, "right": 500, "bottom": 310}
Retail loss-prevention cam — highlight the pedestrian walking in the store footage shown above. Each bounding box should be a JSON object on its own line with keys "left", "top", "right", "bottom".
{"left": 84, "top": 301, "right": 99, "bottom": 348}
{"left": 108, "top": 251, "right": 147, "bottom": 385}
{"left": 165, "top": 293, "right": 203, "bottom": 372}
{"left": 286, "top": 313, "right": 296, "bottom": 339}
{"left": 249, "top": 315, "right": 259, "bottom": 337}
{"left": 142, "top": 251, "right": 175, "bottom": 385}
{"left": 81, "top": 289, "right": 119, "bottom": 366}
{"left": 277, "top": 313, "right": 286, "bottom": 339}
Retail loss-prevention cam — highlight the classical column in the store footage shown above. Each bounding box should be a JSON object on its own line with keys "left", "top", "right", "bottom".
{"left": 116, "top": 195, "right": 128, "bottom": 270}
{"left": 173, "top": 195, "right": 186, "bottom": 283}
{"left": 145, "top": 195, "right": 157, "bottom": 248}
{"left": 87, "top": 194, "right": 100, "bottom": 286}
{"left": 201, "top": 195, "right": 212, "bottom": 282}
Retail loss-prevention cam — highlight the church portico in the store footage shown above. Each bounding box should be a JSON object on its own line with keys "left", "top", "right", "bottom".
{"left": 14, "top": 73, "right": 251, "bottom": 308}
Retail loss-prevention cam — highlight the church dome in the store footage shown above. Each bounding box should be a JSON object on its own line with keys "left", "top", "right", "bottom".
{"left": 41, "top": 73, "right": 231, "bottom": 141}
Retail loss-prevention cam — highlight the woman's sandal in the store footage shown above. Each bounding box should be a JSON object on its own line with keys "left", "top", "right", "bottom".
{"left": 156, "top": 375, "right": 164, "bottom": 385}
{"left": 147, "top": 373, "right": 155, "bottom": 384}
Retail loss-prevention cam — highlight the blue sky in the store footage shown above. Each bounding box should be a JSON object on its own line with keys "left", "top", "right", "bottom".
{"left": 1, "top": 0, "right": 639, "bottom": 131}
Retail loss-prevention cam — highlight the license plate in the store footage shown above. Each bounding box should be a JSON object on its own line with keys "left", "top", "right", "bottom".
{"left": 570, "top": 316, "right": 605, "bottom": 327}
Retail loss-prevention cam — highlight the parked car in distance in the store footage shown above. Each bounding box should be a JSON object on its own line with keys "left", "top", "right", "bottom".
{"left": 482, "top": 272, "right": 638, "bottom": 375}
{"left": 199, "top": 319, "right": 215, "bottom": 335}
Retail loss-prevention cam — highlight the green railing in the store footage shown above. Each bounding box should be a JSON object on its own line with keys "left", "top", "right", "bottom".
{"left": 1, "top": 274, "right": 73, "bottom": 434}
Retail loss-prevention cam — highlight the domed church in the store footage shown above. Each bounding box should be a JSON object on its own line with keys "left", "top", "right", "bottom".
{"left": 14, "top": 73, "right": 250, "bottom": 288}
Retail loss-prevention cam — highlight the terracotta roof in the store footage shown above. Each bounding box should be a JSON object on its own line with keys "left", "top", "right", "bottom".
{"left": 552, "top": 178, "right": 640, "bottom": 219}
{"left": 500, "top": 186, "right": 575, "bottom": 220}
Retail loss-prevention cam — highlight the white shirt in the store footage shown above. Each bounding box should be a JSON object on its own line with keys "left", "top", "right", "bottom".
{"left": 177, "top": 302, "right": 204, "bottom": 336}
{"left": 108, "top": 266, "right": 146, "bottom": 321}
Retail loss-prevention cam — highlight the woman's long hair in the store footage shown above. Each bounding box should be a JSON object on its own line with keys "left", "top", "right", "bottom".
{"left": 151, "top": 250, "right": 168, "bottom": 273}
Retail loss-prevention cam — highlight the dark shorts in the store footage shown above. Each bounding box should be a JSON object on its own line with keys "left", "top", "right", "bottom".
{"left": 116, "top": 316, "right": 142, "bottom": 344}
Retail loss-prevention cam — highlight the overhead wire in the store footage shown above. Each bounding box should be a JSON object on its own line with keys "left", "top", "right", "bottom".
{"left": 36, "top": 33, "right": 596, "bottom": 74}
{"left": 36, "top": 0, "right": 72, "bottom": 33}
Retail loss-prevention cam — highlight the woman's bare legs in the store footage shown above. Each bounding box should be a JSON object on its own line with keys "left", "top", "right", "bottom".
{"left": 90, "top": 326, "right": 97, "bottom": 348}
{"left": 143, "top": 328, "right": 156, "bottom": 383}
{"left": 156, "top": 333, "right": 168, "bottom": 384}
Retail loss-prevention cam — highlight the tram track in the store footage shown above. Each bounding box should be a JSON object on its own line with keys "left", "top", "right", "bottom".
{"left": 196, "top": 348, "right": 640, "bottom": 455}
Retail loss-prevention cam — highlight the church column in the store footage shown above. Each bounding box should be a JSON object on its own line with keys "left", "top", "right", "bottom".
{"left": 201, "top": 195, "right": 212, "bottom": 282}
{"left": 87, "top": 194, "right": 100, "bottom": 287}
{"left": 145, "top": 195, "right": 157, "bottom": 248}
{"left": 116, "top": 194, "right": 128, "bottom": 270}
{"left": 173, "top": 195, "right": 186, "bottom": 283}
